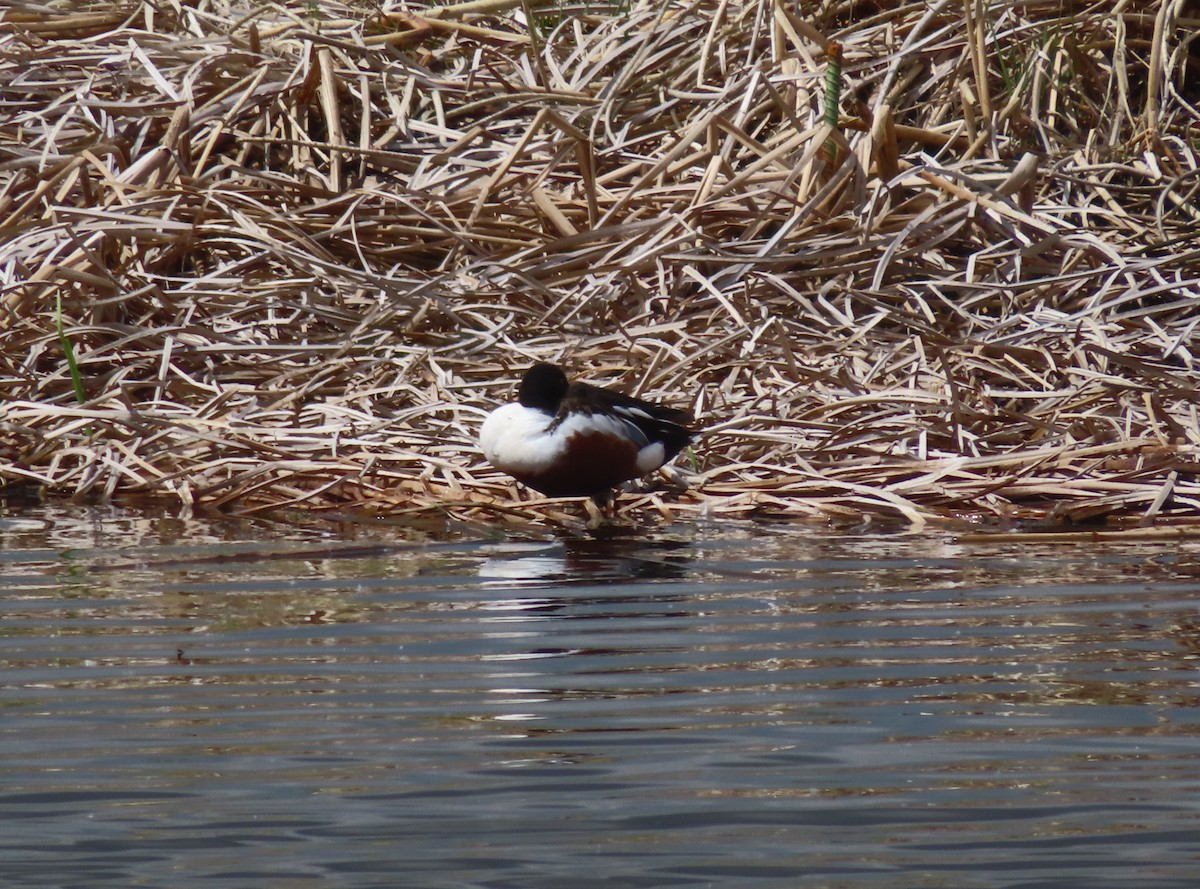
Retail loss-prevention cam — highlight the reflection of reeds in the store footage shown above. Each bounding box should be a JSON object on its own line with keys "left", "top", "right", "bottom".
{"left": 0, "top": 1, "right": 1197, "bottom": 528}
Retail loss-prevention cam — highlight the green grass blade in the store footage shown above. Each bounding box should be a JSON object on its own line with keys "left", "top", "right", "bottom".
{"left": 56, "top": 293, "right": 87, "bottom": 405}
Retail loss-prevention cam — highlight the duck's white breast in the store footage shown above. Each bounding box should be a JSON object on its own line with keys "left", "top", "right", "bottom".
{"left": 479, "top": 404, "right": 562, "bottom": 474}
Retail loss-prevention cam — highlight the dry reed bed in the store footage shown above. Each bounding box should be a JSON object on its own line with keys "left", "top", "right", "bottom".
{"left": 1, "top": 0, "right": 1199, "bottom": 530}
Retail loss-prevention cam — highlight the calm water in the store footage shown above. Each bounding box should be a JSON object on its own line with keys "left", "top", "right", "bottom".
{"left": 1, "top": 505, "right": 1199, "bottom": 888}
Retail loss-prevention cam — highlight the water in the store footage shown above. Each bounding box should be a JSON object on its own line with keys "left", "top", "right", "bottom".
{"left": 1, "top": 504, "right": 1199, "bottom": 887}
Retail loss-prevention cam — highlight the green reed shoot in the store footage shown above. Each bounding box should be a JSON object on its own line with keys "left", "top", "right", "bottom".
{"left": 56, "top": 293, "right": 87, "bottom": 405}
{"left": 822, "top": 42, "right": 844, "bottom": 164}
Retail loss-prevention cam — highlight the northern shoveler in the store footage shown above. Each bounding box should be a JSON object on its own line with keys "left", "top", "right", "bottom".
{"left": 479, "top": 363, "right": 696, "bottom": 505}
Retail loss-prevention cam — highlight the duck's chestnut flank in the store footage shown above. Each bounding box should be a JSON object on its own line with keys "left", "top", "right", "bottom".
{"left": 479, "top": 363, "right": 696, "bottom": 503}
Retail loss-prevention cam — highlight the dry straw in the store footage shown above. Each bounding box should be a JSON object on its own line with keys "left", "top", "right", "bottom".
{"left": 1, "top": 0, "right": 1199, "bottom": 531}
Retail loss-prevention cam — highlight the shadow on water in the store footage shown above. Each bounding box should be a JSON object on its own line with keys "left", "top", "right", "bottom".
{"left": 1, "top": 503, "right": 1200, "bottom": 887}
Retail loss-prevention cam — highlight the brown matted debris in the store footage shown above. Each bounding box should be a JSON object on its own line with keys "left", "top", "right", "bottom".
{"left": 1, "top": 0, "right": 1199, "bottom": 530}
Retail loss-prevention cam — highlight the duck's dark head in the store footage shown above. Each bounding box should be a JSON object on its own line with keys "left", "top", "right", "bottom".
{"left": 518, "top": 363, "right": 569, "bottom": 414}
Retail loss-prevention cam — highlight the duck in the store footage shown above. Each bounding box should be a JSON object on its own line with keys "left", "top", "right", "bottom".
{"left": 479, "top": 363, "right": 696, "bottom": 506}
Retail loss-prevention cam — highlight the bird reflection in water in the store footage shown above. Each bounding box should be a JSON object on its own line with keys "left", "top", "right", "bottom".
{"left": 472, "top": 536, "right": 698, "bottom": 737}
{"left": 477, "top": 535, "right": 693, "bottom": 589}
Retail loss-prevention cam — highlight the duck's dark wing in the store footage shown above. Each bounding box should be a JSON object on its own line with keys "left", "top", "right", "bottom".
{"left": 561, "top": 382, "right": 695, "bottom": 461}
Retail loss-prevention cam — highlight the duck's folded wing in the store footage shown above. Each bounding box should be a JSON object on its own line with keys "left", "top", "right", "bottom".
{"left": 563, "top": 383, "right": 695, "bottom": 459}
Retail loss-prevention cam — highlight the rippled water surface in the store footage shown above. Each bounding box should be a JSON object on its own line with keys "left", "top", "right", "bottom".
{"left": 2, "top": 504, "right": 1200, "bottom": 888}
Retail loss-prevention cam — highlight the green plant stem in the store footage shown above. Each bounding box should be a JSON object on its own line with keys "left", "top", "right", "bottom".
{"left": 822, "top": 42, "right": 843, "bottom": 163}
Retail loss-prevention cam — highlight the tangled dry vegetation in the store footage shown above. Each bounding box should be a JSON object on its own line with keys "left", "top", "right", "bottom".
{"left": 1, "top": 0, "right": 1199, "bottom": 531}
